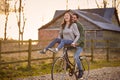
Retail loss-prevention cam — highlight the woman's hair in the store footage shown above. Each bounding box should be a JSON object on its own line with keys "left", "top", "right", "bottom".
{"left": 61, "top": 12, "right": 73, "bottom": 29}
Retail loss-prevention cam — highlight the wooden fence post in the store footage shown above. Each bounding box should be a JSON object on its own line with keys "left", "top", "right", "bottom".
{"left": 106, "top": 40, "right": 109, "bottom": 62}
{"left": 28, "top": 39, "right": 32, "bottom": 69}
{"left": 91, "top": 39, "right": 94, "bottom": 62}
{"left": 0, "top": 40, "right": 1, "bottom": 66}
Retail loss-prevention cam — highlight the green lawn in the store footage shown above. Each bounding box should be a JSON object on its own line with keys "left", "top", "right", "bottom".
{"left": 0, "top": 60, "right": 120, "bottom": 80}
{"left": 90, "top": 60, "right": 120, "bottom": 69}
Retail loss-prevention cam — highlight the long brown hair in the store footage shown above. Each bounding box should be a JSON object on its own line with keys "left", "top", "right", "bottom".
{"left": 61, "top": 12, "right": 73, "bottom": 29}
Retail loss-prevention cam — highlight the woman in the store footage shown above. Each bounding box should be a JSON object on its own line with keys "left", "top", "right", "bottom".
{"left": 40, "top": 12, "right": 80, "bottom": 54}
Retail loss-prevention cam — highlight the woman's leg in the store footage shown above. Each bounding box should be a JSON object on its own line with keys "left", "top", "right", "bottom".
{"left": 45, "top": 38, "right": 61, "bottom": 50}
{"left": 57, "top": 39, "right": 73, "bottom": 50}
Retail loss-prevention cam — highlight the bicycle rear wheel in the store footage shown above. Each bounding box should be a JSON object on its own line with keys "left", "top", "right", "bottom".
{"left": 80, "top": 56, "right": 90, "bottom": 80}
{"left": 51, "top": 57, "right": 76, "bottom": 80}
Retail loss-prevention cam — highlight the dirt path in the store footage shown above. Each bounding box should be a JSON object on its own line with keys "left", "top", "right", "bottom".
{"left": 16, "top": 67, "right": 120, "bottom": 80}
{"left": 88, "top": 67, "right": 120, "bottom": 80}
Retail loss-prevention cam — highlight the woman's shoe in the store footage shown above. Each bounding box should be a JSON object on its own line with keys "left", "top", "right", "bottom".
{"left": 48, "top": 48, "right": 58, "bottom": 53}
{"left": 39, "top": 49, "right": 46, "bottom": 54}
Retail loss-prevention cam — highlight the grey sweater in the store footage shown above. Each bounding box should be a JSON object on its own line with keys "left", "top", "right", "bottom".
{"left": 58, "top": 23, "right": 80, "bottom": 44}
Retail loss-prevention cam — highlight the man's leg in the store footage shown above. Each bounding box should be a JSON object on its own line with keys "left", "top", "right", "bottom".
{"left": 74, "top": 47, "right": 83, "bottom": 78}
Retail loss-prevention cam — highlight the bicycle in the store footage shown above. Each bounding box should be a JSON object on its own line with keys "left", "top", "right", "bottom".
{"left": 49, "top": 46, "right": 90, "bottom": 80}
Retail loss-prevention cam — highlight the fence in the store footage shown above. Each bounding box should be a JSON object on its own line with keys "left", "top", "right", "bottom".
{"left": 0, "top": 39, "right": 120, "bottom": 68}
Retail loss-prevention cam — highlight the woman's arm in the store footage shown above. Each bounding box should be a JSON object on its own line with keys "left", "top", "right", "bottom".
{"left": 72, "top": 23, "right": 80, "bottom": 44}
{"left": 58, "top": 27, "right": 63, "bottom": 39}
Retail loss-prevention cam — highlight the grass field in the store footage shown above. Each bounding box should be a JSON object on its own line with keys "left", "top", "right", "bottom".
{"left": 0, "top": 53, "right": 120, "bottom": 80}
{"left": 0, "top": 60, "right": 120, "bottom": 80}
{"left": 0, "top": 42, "right": 120, "bottom": 80}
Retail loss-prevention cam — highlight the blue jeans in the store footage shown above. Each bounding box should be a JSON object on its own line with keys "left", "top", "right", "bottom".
{"left": 45, "top": 38, "right": 73, "bottom": 50}
{"left": 74, "top": 47, "right": 83, "bottom": 70}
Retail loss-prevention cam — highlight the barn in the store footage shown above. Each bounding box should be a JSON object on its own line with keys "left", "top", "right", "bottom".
{"left": 38, "top": 8, "right": 120, "bottom": 48}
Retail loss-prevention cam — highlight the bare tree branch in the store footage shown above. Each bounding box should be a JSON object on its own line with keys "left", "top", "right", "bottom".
{"left": 116, "top": 0, "right": 120, "bottom": 8}
{"left": 14, "top": 0, "right": 19, "bottom": 22}
{"left": 14, "top": 0, "right": 26, "bottom": 41}
{"left": 4, "top": 0, "right": 10, "bottom": 40}
{"left": 95, "top": 0, "right": 100, "bottom": 8}
{"left": 103, "top": 0, "right": 107, "bottom": 8}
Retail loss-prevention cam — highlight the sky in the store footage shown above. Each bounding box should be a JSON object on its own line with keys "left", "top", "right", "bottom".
{"left": 0, "top": 0, "right": 114, "bottom": 40}
{"left": 23, "top": 0, "right": 94, "bottom": 40}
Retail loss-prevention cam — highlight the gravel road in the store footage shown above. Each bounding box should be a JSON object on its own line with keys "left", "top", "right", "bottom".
{"left": 16, "top": 66, "right": 120, "bottom": 80}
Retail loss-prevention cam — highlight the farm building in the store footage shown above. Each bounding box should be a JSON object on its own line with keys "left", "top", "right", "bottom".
{"left": 38, "top": 8, "right": 120, "bottom": 48}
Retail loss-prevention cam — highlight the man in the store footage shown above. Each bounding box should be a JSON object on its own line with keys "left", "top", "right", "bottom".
{"left": 72, "top": 13, "right": 85, "bottom": 78}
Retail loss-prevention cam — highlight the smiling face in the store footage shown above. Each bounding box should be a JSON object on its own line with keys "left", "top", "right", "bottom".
{"left": 64, "top": 13, "right": 71, "bottom": 22}
{"left": 61, "top": 12, "right": 73, "bottom": 29}
{"left": 72, "top": 15, "right": 77, "bottom": 22}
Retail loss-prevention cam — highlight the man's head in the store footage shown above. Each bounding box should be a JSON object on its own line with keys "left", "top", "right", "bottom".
{"left": 72, "top": 13, "right": 79, "bottom": 22}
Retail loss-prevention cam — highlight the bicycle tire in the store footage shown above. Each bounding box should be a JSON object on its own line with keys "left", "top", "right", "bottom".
{"left": 80, "top": 56, "right": 90, "bottom": 80}
{"left": 51, "top": 57, "right": 77, "bottom": 80}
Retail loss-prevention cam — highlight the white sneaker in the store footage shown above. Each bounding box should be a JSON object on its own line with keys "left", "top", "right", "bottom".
{"left": 39, "top": 49, "right": 46, "bottom": 54}
{"left": 48, "top": 48, "right": 58, "bottom": 53}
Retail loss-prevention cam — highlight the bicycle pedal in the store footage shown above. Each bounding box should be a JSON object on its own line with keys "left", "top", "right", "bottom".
{"left": 78, "top": 77, "right": 84, "bottom": 80}
{"left": 68, "top": 70, "right": 74, "bottom": 76}
{"left": 69, "top": 72, "right": 73, "bottom": 76}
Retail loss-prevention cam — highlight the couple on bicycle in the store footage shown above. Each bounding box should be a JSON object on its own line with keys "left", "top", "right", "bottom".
{"left": 40, "top": 11, "right": 85, "bottom": 79}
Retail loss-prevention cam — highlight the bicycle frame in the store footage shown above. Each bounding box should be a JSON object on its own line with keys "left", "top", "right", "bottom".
{"left": 51, "top": 46, "right": 89, "bottom": 80}
{"left": 62, "top": 47, "right": 78, "bottom": 77}
{"left": 63, "top": 47, "right": 75, "bottom": 67}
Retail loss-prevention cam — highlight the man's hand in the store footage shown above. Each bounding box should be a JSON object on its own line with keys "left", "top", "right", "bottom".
{"left": 71, "top": 43, "right": 76, "bottom": 47}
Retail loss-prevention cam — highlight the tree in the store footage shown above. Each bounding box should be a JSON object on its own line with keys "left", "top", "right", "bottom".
{"left": 95, "top": 0, "right": 100, "bottom": 8}
{"left": 4, "top": 0, "right": 10, "bottom": 40}
{"left": 103, "top": 0, "right": 107, "bottom": 8}
{"left": 116, "top": 0, "right": 120, "bottom": 8}
{"left": 77, "top": 0, "right": 80, "bottom": 9}
{"left": 1, "top": 0, "right": 26, "bottom": 41}
{"left": 95, "top": 0, "right": 120, "bottom": 9}
{"left": 14, "top": 0, "right": 26, "bottom": 41}
{"left": 95, "top": 0, "right": 108, "bottom": 8}
{"left": 0, "top": 0, "right": 6, "bottom": 13}
{"left": 113, "top": 0, "right": 120, "bottom": 24}
{"left": 95, "top": 0, "right": 120, "bottom": 25}
{"left": 66, "top": 0, "right": 68, "bottom": 10}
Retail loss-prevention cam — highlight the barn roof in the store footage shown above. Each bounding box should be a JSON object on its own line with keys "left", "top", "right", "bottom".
{"left": 54, "top": 8, "right": 119, "bottom": 23}
{"left": 74, "top": 10, "right": 120, "bottom": 32}
{"left": 39, "top": 8, "right": 120, "bottom": 32}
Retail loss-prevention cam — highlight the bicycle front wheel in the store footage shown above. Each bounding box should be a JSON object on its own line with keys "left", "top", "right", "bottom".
{"left": 51, "top": 57, "right": 76, "bottom": 80}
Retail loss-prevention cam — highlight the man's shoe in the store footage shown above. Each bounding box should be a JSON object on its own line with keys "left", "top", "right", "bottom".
{"left": 78, "top": 70, "right": 83, "bottom": 78}
{"left": 48, "top": 48, "right": 58, "bottom": 53}
{"left": 39, "top": 49, "right": 46, "bottom": 54}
